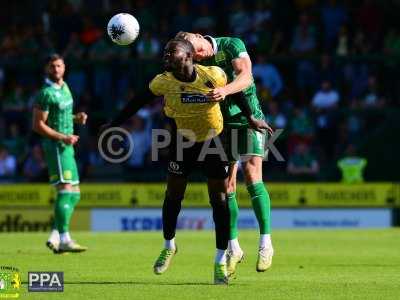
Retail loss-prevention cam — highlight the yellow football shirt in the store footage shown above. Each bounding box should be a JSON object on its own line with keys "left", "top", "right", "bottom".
{"left": 149, "top": 64, "right": 227, "bottom": 142}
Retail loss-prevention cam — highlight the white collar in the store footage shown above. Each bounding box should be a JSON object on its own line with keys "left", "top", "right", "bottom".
{"left": 45, "top": 78, "right": 63, "bottom": 90}
{"left": 204, "top": 35, "right": 218, "bottom": 54}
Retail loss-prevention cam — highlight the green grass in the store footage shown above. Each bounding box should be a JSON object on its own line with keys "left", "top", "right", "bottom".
{"left": 1, "top": 229, "right": 400, "bottom": 299}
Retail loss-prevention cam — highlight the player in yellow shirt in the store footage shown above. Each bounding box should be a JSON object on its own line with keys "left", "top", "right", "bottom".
{"left": 103, "top": 38, "right": 235, "bottom": 284}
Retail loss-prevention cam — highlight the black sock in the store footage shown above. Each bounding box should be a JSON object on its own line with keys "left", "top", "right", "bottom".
{"left": 162, "top": 192, "right": 183, "bottom": 240}
{"left": 210, "top": 193, "right": 230, "bottom": 250}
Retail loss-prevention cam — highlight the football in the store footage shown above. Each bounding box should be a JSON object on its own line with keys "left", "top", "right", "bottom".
{"left": 107, "top": 13, "right": 140, "bottom": 45}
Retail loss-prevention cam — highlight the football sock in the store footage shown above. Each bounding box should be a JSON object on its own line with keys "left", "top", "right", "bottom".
{"left": 162, "top": 193, "right": 183, "bottom": 240}
{"left": 210, "top": 195, "right": 230, "bottom": 250}
{"left": 164, "top": 238, "right": 176, "bottom": 250}
{"left": 227, "top": 192, "right": 239, "bottom": 240}
{"left": 215, "top": 249, "right": 227, "bottom": 264}
{"left": 228, "top": 238, "right": 242, "bottom": 253}
{"left": 259, "top": 234, "right": 272, "bottom": 249}
{"left": 48, "top": 229, "right": 59, "bottom": 243}
{"left": 60, "top": 232, "right": 72, "bottom": 244}
{"left": 247, "top": 182, "right": 271, "bottom": 234}
{"left": 54, "top": 190, "right": 74, "bottom": 234}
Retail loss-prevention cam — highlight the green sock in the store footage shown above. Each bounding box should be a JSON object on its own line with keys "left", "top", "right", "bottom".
{"left": 55, "top": 191, "right": 74, "bottom": 234}
{"left": 247, "top": 182, "right": 271, "bottom": 234}
{"left": 70, "top": 192, "right": 81, "bottom": 208}
{"left": 227, "top": 192, "right": 239, "bottom": 239}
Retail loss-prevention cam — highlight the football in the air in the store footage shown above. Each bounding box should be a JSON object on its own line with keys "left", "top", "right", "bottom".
{"left": 107, "top": 13, "right": 140, "bottom": 45}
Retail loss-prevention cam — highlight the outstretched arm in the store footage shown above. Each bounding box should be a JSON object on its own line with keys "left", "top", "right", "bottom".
{"left": 207, "top": 56, "right": 253, "bottom": 101}
{"left": 107, "top": 90, "right": 155, "bottom": 127}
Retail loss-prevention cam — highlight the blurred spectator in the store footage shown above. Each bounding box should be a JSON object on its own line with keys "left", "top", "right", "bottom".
{"left": 2, "top": 123, "right": 25, "bottom": 160}
{"left": 318, "top": 54, "right": 337, "bottom": 86}
{"left": 321, "top": 0, "right": 347, "bottom": 49}
{"left": 172, "top": 2, "right": 192, "bottom": 34}
{"left": 292, "top": 13, "right": 317, "bottom": 92}
{"left": 270, "top": 30, "right": 286, "bottom": 55}
{"left": 89, "top": 37, "right": 115, "bottom": 110}
{"left": 2, "top": 84, "right": 26, "bottom": 125}
{"left": 352, "top": 29, "right": 371, "bottom": 55}
{"left": 126, "top": 111, "right": 152, "bottom": 170}
{"left": 312, "top": 80, "right": 339, "bottom": 110}
{"left": 312, "top": 80, "right": 339, "bottom": 158}
{"left": 63, "top": 32, "right": 86, "bottom": 98}
{"left": 229, "top": 0, "right": 251, "bottom": 35}
{"left": 288, "top": 107, "right": 315, "bottom": 153}
{"left": 192, "top": 4, "right": 216, "bottom": 33}
{"left": 360, "top": 76, "right": 385, "bottom": 108}
{"left": 291, "top": 13, "right": 316, "bottom": 55}
{"left": 336, "top": 26, "right": 349, "bottom": 56}
{"left": 337, "top": 144, "right": 367, "bottom": 183}
{"left": 23, "top": 144, "right": 47, "bottom": 181}
{"left": 287, "top": 143, "right": 319, "bottom": 176}
{"left": 252, "top": 55, "right": 283, "bottom": 98}
{"left": 0, "top": 144, "right": 16, "bottom": 177}
{"left": 137, "top": 32, "right": 161, "bottom": 59}
{"left": 265, "top": 101, "right": 286, "bottom": 129}
{"left": 80, "top": 16, "right": 101, "bottom": 46}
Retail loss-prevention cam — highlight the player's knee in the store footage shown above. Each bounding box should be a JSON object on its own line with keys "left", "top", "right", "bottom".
{"left": 227, "top": 175, "right": 236, "bottom": 193}
{"left": 209, "top": 192, "right": 227, "bottom": 208}
{"left": 243, "top": 158, "right": 262, "bottom": 183}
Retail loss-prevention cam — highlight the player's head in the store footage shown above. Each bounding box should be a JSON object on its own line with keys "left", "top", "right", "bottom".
{"left": 163, "top": 38, "right": 195, "bottom": 72}
{"left": 45, "top": 54, "right": 65, "bottom": 82}
{"left": 175, "top": 31, "right": 214, "bottom": 61}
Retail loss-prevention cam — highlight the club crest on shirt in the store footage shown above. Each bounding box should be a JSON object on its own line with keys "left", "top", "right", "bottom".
{"left": 204, "top": 81, "right": 215, "bottom": 88}
{"left": 215, "top": 51, "right": 226, "bottom": 64}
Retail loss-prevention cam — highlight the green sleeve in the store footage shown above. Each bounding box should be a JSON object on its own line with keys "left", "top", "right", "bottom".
{"left": 225, "top": 38, "right": 248, "bottom": 60}
{"left": 35, "top": 90, "right": 51, "bottom": 112}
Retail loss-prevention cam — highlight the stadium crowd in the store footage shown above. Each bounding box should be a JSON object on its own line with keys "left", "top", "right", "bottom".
{"left": 0, "top": 0, "right": 399, "bottom": 182}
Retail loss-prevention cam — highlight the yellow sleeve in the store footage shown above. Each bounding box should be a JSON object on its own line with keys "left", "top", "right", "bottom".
{"left": 208, "top": 66, "right": 227, "bottom": 88}
{"left": 149, "top": 74, "right": 165, "bottom": 96}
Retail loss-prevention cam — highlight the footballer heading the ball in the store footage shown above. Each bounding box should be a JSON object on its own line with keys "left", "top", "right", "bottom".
{"left": 107, "top": 13, "right": 140, "bottom": 45}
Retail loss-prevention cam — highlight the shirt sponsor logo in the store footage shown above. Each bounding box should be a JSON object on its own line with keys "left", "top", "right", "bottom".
{"left": 181, "top": 93, "right": 208, "bottom": 104}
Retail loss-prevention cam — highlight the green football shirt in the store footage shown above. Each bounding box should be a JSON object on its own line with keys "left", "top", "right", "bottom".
{"left": 35, "top": 78, "right": 74, "bottom": 142}
{"left": 201, "top": 36, "right": 264, "bottom": 126}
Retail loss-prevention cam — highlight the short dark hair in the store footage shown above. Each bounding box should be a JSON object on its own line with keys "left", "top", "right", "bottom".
{"left": 167, "top": 38, "right": 195, "bottom": 55}
{"left": 45, "top": 53, "right": 64, "bottom": 65}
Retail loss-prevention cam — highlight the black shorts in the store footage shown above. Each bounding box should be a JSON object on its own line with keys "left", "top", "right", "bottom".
{"left": 167, "top": 122, "right": 229, "bottom": 179}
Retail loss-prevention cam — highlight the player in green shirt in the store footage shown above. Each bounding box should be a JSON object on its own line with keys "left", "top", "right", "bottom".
{"left": 32, "top": 54, "right": 88, "bottom": 254}
{"left": 176, "top": 32, "right": 274, "bottom": 275}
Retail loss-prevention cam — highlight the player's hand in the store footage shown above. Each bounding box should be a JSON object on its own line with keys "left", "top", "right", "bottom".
{"left": 248, "top": 116, "right": 274, "bottom": 135}
{"left": 75, "top": 112, "right": 88, "bottom": 125}
{"left": 207, "top": 87, "right": 227, "bottom": 102}
{"left": 62, "top": 135, "right": 79, "bottom": 145}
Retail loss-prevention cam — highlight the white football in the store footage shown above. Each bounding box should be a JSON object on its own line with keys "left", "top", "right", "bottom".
{"left": 107, "top": 13, "right": 140, "bottom": 45}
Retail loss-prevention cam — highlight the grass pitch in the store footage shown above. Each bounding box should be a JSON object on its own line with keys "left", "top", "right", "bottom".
{"left": 1, "top": 229, "right": 399, "bottom": 300}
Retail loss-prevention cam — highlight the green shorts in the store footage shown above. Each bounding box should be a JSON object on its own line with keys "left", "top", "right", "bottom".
{"left": 224, "top": 127, "right": 267, "bottom": 162}
{"left": 42, "top": 142, "right": 79, "bottom": 185}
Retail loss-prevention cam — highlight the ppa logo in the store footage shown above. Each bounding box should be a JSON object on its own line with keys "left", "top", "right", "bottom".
{"left": 28, "top": 272, "right": 64, "bottom": 292}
